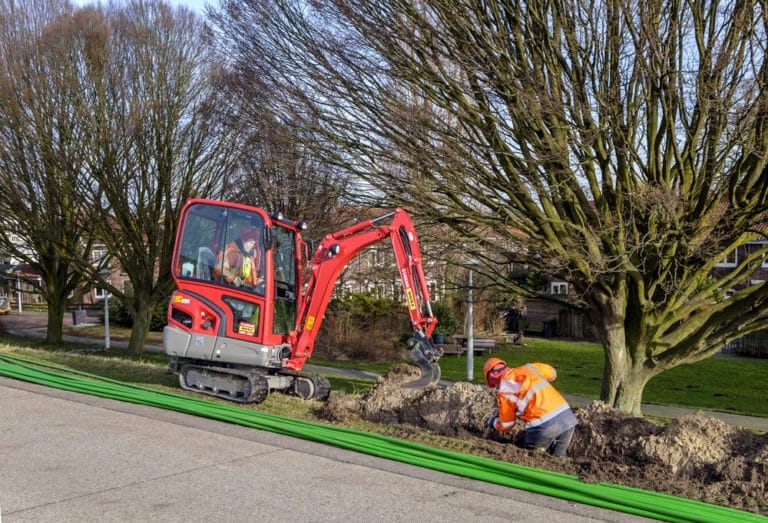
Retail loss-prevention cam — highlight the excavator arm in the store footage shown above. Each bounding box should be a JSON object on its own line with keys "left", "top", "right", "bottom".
{"left": 288, "top": 208, "right": 443, "bottom": 387}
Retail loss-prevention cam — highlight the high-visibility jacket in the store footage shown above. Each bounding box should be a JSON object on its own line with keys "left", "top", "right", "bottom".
{"left": 492, "top": 363, "right": 571, "bottom": 431}
{"left": 213, "top": 240, "right": 262, "bottom": 287}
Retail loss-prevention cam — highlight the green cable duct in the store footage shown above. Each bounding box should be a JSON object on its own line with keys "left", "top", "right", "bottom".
{"left": 0, "top": 353, "right": 764, "bottom": 523}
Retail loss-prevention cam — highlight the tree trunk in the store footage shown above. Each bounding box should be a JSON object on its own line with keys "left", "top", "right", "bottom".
{"left": 126, "top": 301, "right": 152, "bottom": 356}
{"left": 598, "top": 315, "right": 655, "bottom": 415}
{"left": 601, "top": 349, "right": 653, "bottom": 416}
{"left": 595, "top": 294, "right": 654, "bottom": 416}
{"left": 45, "top": 300, "right": 65, "bottom": 344}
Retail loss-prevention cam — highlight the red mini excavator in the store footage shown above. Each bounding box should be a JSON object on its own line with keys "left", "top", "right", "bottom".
{"left": 163, "top": 199, "right": 443, "bottom": 403}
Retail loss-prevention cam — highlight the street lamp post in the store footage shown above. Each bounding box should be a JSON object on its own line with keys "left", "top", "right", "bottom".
{"left": 466, "top": 266, "right": 474, "bottom": 381}
{"left": 103, "top": 291, "right": 110, "bottom": 349}
{"left": 461, "top": 258, "right": 481, "bottom": 382}
{"left": 16, "top": 270, "right": 22, "bottom": 315}
{"left": 99, "top": 269, "right": 112, "bottom": 349}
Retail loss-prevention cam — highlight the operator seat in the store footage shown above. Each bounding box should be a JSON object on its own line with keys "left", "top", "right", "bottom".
{"left": 196, "top": 247, "right": 216, "bottom": 280}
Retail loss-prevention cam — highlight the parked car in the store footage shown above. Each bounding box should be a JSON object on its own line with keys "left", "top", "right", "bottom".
{"left": 0, "top": 297, "right": 10, "bottom": 314}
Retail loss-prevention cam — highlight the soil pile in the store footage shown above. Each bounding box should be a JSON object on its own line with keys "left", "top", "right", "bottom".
{"left": 318, "top": 364, "right": 768, "bottom": 515}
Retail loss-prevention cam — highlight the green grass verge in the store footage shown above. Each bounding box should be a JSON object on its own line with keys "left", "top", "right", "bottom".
{"left": 3, "top": 331, "right": 768, "bottom": 419}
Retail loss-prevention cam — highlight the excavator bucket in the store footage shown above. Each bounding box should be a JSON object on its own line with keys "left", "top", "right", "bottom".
{"left": 402, "top": 335, "right": 442, "bottom": 388}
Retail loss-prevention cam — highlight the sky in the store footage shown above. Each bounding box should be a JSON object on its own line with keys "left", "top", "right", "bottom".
{"left": 162, "top": 0, "right": 208, "bottom": 11}
{"left": 73, "top": 0, "right": 209, "bottom": 13}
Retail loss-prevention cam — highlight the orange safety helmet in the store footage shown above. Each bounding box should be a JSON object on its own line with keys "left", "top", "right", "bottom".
{"left": 483, "top": 357, "right": 507, "bottom": 388}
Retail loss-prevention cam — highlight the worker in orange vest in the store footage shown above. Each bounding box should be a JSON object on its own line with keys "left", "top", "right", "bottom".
{"left": 213, "top": 227, "right": 263, "bottom": 290}
{"left": 483, "top": 357, "right": 578, "bottom": 457}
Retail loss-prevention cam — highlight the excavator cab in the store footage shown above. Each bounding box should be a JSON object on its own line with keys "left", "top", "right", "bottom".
{"left": 164, "top": 199, "right": 442, "bottom": 403}
{"left": 171, "top": 202, "right": 292, "bottom": 340}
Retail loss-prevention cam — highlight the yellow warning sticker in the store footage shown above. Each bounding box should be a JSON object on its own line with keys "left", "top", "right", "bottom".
{"left": 306, "top": 316, "right": 316, "bottom": 330}
{"left": 238, "top": 322, "right": 256, "bottom": 336}
{"left": 406, "top": 289, "right": 416, "bottom": 310}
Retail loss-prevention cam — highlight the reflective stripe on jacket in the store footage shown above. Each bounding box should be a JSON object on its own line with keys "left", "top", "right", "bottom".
{"left": 494, "top": 363, "right": 571, "bottom": 431}
{"left": 213, "top": 241, "right": 261, "bottom": 286}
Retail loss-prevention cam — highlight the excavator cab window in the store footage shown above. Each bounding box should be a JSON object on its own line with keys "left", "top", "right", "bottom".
{"left": 221, "top": 295, "right": 260, "bottom": 336}
{"left": 272, "top": 225, "right": 298, "bottom": 334}
{"left": 176, "top": 203, "right": 267, "bottom": 297}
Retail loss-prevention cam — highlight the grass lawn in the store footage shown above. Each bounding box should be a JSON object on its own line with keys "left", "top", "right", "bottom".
{"left": 433, "top": 337, "right": 768, "bottom": 417}
{"left": 4, "top": 325, "right": 768, "bottom": 419}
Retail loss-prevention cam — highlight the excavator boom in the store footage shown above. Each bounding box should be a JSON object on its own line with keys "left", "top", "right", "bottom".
{"left": 289, "top": 208, "right": 443, "bottom": 386}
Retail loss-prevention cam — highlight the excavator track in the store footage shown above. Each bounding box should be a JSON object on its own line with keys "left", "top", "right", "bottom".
{"left": 180, "top": 364, "right": 270, "bottom": 404}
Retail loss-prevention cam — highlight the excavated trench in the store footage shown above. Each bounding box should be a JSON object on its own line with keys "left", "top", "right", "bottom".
{"left": 317, "top": 364, "right": 768, "bottom": 515}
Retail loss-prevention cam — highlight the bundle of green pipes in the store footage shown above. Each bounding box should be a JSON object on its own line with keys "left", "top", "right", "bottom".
{"left": 0, "top": 353, "right": 761, "bottom": 523}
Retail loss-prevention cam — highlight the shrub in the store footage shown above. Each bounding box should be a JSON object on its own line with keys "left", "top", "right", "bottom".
{"left": 316, "top": 291, "right": 411, "bottom": 362}
{"left": 431, "top": 300, "right": 459, "bottom": 335}
{"left": 110, "top": 293, "right": 169, "bottom": 332}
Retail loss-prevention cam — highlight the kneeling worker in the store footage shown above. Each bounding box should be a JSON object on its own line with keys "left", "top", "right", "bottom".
{"left": 484, "top": 358, "right": 578, "bottom": 457}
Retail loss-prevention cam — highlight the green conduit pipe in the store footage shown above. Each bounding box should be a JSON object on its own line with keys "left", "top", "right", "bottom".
{"left": 0, "top": 353, "right": 764, "bottom": 523}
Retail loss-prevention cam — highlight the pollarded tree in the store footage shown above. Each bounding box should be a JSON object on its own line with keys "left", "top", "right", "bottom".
{"left": 214, "top": 0, "right": 768, "bottom": 414}
{"left": 76, "top": 0, "right": 240, "bottom": 355}
{"left": 0, "top": 0, "right": 99, "bottom": 343}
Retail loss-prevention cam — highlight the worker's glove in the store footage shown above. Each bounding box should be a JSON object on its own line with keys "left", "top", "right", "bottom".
{"left": 486, "top": 415, "right": 499, "bottom": 430}
{"left": 232, "top": 276, "right": 243, "bottom": 287}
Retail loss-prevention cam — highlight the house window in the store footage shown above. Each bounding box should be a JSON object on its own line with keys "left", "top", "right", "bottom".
{"left": 751, "top": 242, "right": 768, "bottom": 268}
{"left": 92, "top": 248, "right": 108, "bottom": 265}
{"left": 716, "top": 249, "right": 738, "bottom": 268}
{"left": 94, "top": 287, "right": 108, "bottom": 300}
{"left": 550, "top": 282, "right": 569, "bottom": 295}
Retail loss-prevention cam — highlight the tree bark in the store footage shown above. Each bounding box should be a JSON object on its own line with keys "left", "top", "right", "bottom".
{"left": 126, "top": 300, "right": 152, "bottom": 357}
{"left": 45, "top": 302, "right": 65, "bottom": 345}
{"left": 601, "top": 347, "right": 653, "bottom": 416}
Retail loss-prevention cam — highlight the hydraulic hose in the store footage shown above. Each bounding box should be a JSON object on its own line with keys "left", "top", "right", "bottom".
{"left": 0, "top": 352, "right": 762, "bottom": 523}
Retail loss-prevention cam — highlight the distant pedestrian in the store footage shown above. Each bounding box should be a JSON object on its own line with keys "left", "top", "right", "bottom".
{"left": 504, "top": 307, "right": 520, "bottom": 334}
{"left": 503, "top": 305, "right": 525, "bottom": 345}
{"left": 483, "top": 358, "right": 578, "bottom": 457}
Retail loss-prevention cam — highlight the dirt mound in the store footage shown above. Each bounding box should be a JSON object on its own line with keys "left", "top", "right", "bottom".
{"left": 318, "top": 364, "right": 768, "bottom": 515}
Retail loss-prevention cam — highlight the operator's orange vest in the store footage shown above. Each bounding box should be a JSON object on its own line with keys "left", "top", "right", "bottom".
{"left": 495, "top": 363, "right": 571, "bottom": 430}
{"left": 213, "top": 241, "right": 261, "bottom": 286}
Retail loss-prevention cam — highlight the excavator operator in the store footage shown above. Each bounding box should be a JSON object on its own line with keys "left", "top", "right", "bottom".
{"left": 213, "top": 227, "right": 264, "bottom": 292}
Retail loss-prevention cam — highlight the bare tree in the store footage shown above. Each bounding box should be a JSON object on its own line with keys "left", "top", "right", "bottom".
{"left": 0, "top": 0, "right": 100, "bottom": 342}
{"left": 221, "top": 108, "right": 351, "bottom": 237}
{"left": 75, "top": 0, "right": 240, "bottom": 355}
{"left": 212, "top": 0, "right": 768, "bottom": 414}
{"left": 207, "top": 11, "right": 353, "bottom": 238}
